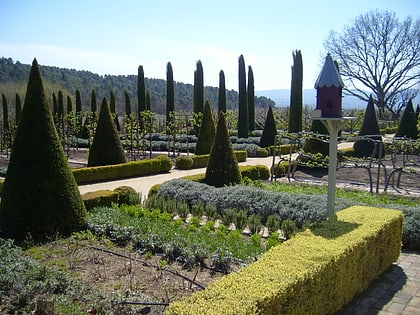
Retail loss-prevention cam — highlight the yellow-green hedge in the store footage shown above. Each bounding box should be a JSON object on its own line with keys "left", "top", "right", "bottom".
{"left": 166, "top": 206, "right": 403, "bottom": 315}
{"left": 73, "top": 155, "right": 172, "bottom": 184}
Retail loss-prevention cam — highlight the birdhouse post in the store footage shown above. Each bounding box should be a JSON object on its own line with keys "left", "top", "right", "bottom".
{"left": 312, "top": 53, "right": 353, "bottom": 217}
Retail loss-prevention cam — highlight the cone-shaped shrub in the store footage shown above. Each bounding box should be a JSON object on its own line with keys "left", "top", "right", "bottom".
{"left": 0, "top": 59, "right": 87, "bottom": 243}
{"left": 353, "top": 96, "right": 383, "bottom": 158}
{"left": 205, "top": 112, "right": 242, "bottom": 187}
{"left": 260, "top": 105, "right": 277, "bottom": 148}
{"left": 195, "top": 100, "right": 215, "bottom": 155}
{"left": 395, "top": 100, "right": 418, "bottom": 140}
{"left": 88, "top": 98, "right": 127, "bottom": 167}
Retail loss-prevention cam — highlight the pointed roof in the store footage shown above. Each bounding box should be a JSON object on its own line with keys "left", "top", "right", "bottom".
{"left": 314, "top": 53, "right": 344, "bottom": 88}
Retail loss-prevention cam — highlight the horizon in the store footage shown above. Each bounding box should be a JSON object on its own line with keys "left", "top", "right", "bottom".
{"left": 1, "top": 1, "right": 418, "bottom": 91}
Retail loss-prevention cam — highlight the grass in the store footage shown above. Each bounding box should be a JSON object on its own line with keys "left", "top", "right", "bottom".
{"left": 264, "top": 181, "right": 418, "bottom": 207}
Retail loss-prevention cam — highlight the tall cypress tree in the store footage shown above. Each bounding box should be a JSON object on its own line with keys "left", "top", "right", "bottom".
{"left": 124, "top": 89, "right": 132, "bottom": 116}
{"left": 66, "top": 95, "right": 73, "bottom": 113}
{"left": 205, "top": 112, "right": 241, "bottom": 187}
{"left": 353, "top": 95, "right": 383, "bottom": 157}
{"left": 146, "top": 91, "right": 151, "bottom": 111}
{"left": 395, "top": 100, "right": 418, "bottom": 139}
{"left": 15, "top": 93, "right": 22, "bottom": 126}
{"left": 238, "top": 54, "right": 248, "bottom": 138}
{"left": 247, "top": 65, "right": 255, "bottom": 132}
{"left": 57, "top": 90, "right": 64, "bottom": 117}
{"left": 193, "top": 60, "right": 204, "bottom": 115}
{"left": 91, "top": 89, "right": 97, "bottom": 114}
{"left": 88, "top": 98, "right": 127, "bottom": 167}
{"left": 52, "top": 92, "right": 58, "bottom": 116}
{"left": 0, "top": 59, "right": 86, "bottom": 243}
{"left": 166, "top": 62, "right": 174, "bottom": 126}
{"left": 2, "top": 93, "right": 10, "bottom": 134}
{"left": 110, "top": 90, "right": 120, "bottom": 131}
{"left": 218, "top": 70, "right": 226, "bottom": 114}
{"left": 288, "top": 50, "right": 303, "bottom": 133}
{"left": 75, "top": 89, "right": 82, "bottom": 131}
{"left": 260, "top": 105, "right": 277, "bottom": 148}
{"left": 138, "top": 65, "right": 146, "bottom": 115}
{"left": 195, "top": 100, "right": 216, "bottom": 155}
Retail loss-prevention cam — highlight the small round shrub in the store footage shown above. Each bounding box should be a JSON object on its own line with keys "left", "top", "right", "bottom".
{"left": 175, "top": 156, "right": 194, "bottom": 169}
{"left": 114, "top": 186, "right": 139, "bottom": 205}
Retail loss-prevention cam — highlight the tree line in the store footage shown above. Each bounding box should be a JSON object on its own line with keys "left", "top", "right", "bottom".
{"left": 0, "top": 57, "right": 275, "bottom": 117}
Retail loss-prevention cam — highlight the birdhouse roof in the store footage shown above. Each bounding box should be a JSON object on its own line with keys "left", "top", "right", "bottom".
{"left": 314, "top": 53, "right": 344, "bottom": 88}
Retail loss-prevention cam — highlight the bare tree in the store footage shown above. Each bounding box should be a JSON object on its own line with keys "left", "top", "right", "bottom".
{"left": 324, "top": 10, "right": 420, "bottom": 118}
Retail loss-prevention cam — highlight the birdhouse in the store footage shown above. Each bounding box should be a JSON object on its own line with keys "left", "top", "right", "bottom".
{"left": 314, "top": 53, "right": 344, "bottom": 118}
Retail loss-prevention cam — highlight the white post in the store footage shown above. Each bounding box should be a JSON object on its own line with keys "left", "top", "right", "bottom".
{"left": 326, "top": 122, "right": 338, "bottom": 217}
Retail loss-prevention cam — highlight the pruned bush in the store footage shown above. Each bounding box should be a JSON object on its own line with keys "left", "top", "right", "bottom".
{"left": 175, "top": 156, "right": 194, "bottom": 170}
{"left": 256, "top": 148, "right": 269, "bottom": 157}
{"left": 82, "top": 190, "right": 119, "bottom": 211}
{"left": 114, "top": 186, "right": 140, "bottom": 205}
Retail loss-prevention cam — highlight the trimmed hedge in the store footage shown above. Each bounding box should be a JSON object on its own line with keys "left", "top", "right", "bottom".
{"left": 166, "top": 206, "right": 403, "bottom": 315}
{"left": 175, "top": 151, "right": 247, "bottom": 170}
{"left": 73, "top": 155, "right": 172, "bottom": 184}
{"left": 82, "top": 190, "right": 119, "bottom": 211}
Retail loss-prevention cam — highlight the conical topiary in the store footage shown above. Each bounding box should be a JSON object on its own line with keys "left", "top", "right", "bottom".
{"left": 353, "top": 95, "right": 384, "bottom": 158}
{"left": 260, "top": 105, "right": 277, "bottom": 148}
{"left": 0, "top": 59, "right": 87, "bottom": 243}
{"left": 195, "top": 100, "right": 215, "bottom": 155}
{"left": 88, "top": 97, "right": 127, "bottom": 167}
{"left": 205, "top": 112, "right": 242, "bottom": 187}
{"left": 395, "top": 100, "right": 418, "bottom": 140}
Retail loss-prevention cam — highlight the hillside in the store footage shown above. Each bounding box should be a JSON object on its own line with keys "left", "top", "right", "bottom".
{"left": 0, "top": 57, "right": 274, "bottom": 115}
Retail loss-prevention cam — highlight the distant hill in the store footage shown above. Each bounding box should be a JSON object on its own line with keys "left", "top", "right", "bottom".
{"left": 0, "top": 57, "right": 275, "bottom": 115}
{"left": 256, "top": 89, "right": 367, "bottom": 109}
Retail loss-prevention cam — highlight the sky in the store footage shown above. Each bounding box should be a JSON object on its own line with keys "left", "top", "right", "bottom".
{"left": 1, "top": 0, "right": 419, "bottom": 91}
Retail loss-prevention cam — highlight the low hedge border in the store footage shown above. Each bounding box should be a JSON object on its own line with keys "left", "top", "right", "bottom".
{"left": 82, "top": 190, "right": 119, "bottom": 211}
{"left": 166, "top": 206, "right": 403, "bottom": 315}
{"left": 175, "top": 150, "right": 248, "bottom": 170}
{"left": 73, "top": 155, "right": 172, "bottom": 184}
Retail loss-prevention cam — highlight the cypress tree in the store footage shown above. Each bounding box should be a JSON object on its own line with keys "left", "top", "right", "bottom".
{"left": 288, "top": 50, "right": 303, "bottom": 133}
{"left": 15, "top": 93, "right": 22, "bottom": 126}
{"left": 205, "top": 112, "right": 241, "bottom": 187}
{"left": 88, "top": 98, "right": 127, "bottom": 167}
{"left": 138, "top": 65, "right": 146, "bottom": 115}
{"left": 66, "top": 95, "right": 73, "bottom": 113}
{"left": 218, "top": 70, "right": 226, "bottom": 114}
{"left": 2, "top": 93, "right": 10, "bottom": 133}
{"left": 353, "top": 95, "right": 383, "bottom": 157}
{"left": 91, "top": 89, "right": 97, "bottom": 114}
{"left": 0, "top": 59, "right": 86, "bottom": 243}
{"left": 75, "top": 89, "right": 82, "bottom": 131}
{"left": 395, "top": 100, "right": 418, "bottom": 139}
{"left": 247, "top": 65, "right": 255, "bottom": 132}
{"left": 260, "top": 105, "right": 277, "bottom": 148}
{"left": 166, "top": 62, "right": 174, "bottom": 127}
{"left": 193, "top": 60, "right": 204, "bottom": 115}
{"left": 238, "top": 54, "right": 248, "bottom": 138}
{"left": 110, "top": 90, "right": 120, "bottom": 131}
{"left": 52, "top": 92, "right": 58, "bottom": 116}
{"left": 57, "top": 90, "right": 64, "bottom": 117}
{"left": 124, "top": 89, "right": 131, "bottom": 116}
{"left": 195, "top": 100, "right": 216, "bottom": 155}
{"left": 75, "top": 89, "right": 82, "bottom": 113}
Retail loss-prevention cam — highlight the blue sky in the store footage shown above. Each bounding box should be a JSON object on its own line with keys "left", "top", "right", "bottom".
{"left": 1, "top": 0, "right": 419, "bottom": 90}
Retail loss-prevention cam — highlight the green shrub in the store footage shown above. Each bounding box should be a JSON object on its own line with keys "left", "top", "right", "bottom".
{"left": 73, "top": 155, "right": 172, "bottom": 184}
{"left": 0, "top": 60, "right": 87, "bottom": 243}
{"left": 256, "top": 148, "right": 269, "bottom": 157}
{"left": 166, "top": 206, "right": 403, "bottom": 315}
{"left": 270, "top": 161, "right": 291, "bottom": 178}
{"left": 82, "top": 190, "right": 119, "bottom": 211}
{"left": 175, "top": 156, "right": 194, "bottom": 169}
{"left": 240, "top": 165, "right": 270, "bottom": 181}
{"left": 87, "top": 98, "right": 127, "bottom": 167}
{"left": 192, "top": 154, "right": 209, "bottom": 168}
{"left": 195, "top": 100, "right": 216, "bottom": 154}
{"left": 113, "top": 186, "right": 139, "bottom": 205}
